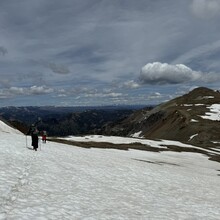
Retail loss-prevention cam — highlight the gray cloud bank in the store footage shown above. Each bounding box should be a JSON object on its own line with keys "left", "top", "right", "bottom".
{"left": 0, "top": 86, "right": 53, "bottom": 99}
{"left": 191, "top": 0, "right": 220, "bottom": 19}
{"left": 0, "top": 0, "right": 220, "bottom": 106}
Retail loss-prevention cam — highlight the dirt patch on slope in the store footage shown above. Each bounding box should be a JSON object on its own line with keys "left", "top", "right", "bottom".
{"left": 49, "top": 138, "right": 161, "bottom": 152}
{"left": 49, "top": 138, "right": 220, "bottom": 163}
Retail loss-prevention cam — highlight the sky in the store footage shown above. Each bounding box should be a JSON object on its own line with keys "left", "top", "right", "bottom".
{"left": 1, "top": 0, "right": 220, "bottom": 107}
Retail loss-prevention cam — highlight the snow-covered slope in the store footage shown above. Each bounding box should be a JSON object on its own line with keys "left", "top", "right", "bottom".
{"left": 0, "top": 121, "right": 220, "bottom": 219}
{"left": 0, "top": 120, "right": 22, "bottom": 135}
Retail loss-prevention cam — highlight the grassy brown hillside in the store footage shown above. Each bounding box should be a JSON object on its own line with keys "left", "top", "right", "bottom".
{"left": 104, "top": 87, "right": 220, "bottom": 149}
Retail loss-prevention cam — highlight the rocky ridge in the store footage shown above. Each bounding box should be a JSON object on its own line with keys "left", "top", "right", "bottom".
{"left": 103, "top": 87, "right": 220, "bottom": 149}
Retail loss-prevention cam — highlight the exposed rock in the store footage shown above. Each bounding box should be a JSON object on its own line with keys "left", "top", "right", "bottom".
{"left": 104, "top": 87, "right": 220, "bottom": 149}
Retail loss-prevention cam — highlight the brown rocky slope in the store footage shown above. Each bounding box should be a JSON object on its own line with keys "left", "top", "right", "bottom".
{"left": 103, "top": 87, "right": 220, "bottom": 149}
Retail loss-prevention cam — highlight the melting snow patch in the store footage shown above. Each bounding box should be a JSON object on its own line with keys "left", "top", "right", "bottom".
{"left": 61, "top": 135, "right": 218, "bottom": 153}
{"left": 200, "top": 104, "right": 220, "bottom": 121}
{"left": 190, "top": 119, "right": 198, "bottom": 122}
{"left": 188, "top": 133, "right": 198, "bottom": 141}
{"left": 202, "top": 96, "right": 214, "bottom": 99}
{"left": 130, "top": 131, "right": 143, "bottom": 138}
{"left": 183, "top": 104, "right": 193, "bottom": 106}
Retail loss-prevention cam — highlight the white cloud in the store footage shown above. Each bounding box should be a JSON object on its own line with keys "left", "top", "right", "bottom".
{"left": 123, "top": 80, "right": 140, "bottom": 89}
{"left": 0, "top": 87, "right": 25, "bottom": 99}
{"left": 84, "top": 92, "right": 122, "bottom": 98}
{"left": 147, "top": 92, "right": 162, "bottom": 100}
{"left": 1, "top": 86, "right": 54, "bottom": 97}
{"left": 191, "top": 0, "right": 220, "bottom": 19}
{"left": 140, "top": 62, "right": 201, "bottom": 85}
{"left": 29, "top": 86, "right": 54, "bottom": 95}
{"left": 9, "top": 87, "right": 25, "bottom": 95}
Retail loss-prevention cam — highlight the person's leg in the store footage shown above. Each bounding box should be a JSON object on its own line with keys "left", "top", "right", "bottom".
{"left": 33, "top": 135, "right": 38, "bottom": 151}
{"left": 31, "top": 135, "right": 34, "bottom": 148}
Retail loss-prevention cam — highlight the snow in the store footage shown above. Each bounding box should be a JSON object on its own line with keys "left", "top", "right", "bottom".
{"left": 189, "top": 133, "right": 198, "bottom": 141}
{"left": 1, "top": 121, "right": 220, "bottom": 219}
{"left": 191, "top": 119, "right": 198, "bottom": 122}
{"left": 61, "top": 135, "right": 220, "bottom": 155}
{"left": 183, "top": 104, "right": 204, "bottom": 106}
{"left": 130, "top": 131, "right": 143, "bottom": 138}
{"left": 200, "top": 104, "right": 220, "bottom": 121}
{"left": 183, "top": 104, "right": 193, "bottom": 106}
{"left": 212, "top": 148, "right": 220, "bottom": 152}
{"left": 202, "top": 96, "right": 214, "bottom": 99}
{"left": 0, "top": 121, "right": 22, "bottom": 135}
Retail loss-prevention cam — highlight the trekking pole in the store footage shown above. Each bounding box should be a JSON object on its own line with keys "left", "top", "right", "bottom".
{"left": 39, "top": 138, "right": 42, "bottom": 151}
{"left": 25, "top": 135, "right": 28, "bottom": 148}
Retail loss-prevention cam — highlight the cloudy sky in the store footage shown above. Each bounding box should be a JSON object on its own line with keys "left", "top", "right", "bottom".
{"left": 1, "top": 0, "right": 220, "bottom": 107}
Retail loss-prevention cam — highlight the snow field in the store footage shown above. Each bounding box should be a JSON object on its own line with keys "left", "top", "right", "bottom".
{"left": 0, "top": 130, "right": 220, "bottom": 219}
{"left": 201, "top": 104, "right": 220, "bottom": 121}
{"left": 62, "top": 135, "right": 220, "bottom": 155}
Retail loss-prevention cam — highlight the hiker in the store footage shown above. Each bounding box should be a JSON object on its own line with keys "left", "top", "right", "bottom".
{"left": 42, "top": 130, "right": 47, "bottom": 143}
{"left": 27, "top": 124, "right": 39, "bottom": 151}
{"left": 26, "top": 118, "right": 41, "bottom": 151}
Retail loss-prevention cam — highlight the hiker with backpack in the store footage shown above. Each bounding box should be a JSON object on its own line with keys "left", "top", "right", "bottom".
{"left": 26, "top": 118, "right": 41, "bottom": 151}
{"left": 41, "top": 130, "right": 47, "bottom": 143}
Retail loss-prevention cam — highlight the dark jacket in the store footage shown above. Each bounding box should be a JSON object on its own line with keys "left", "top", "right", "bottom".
{"left": 27, "top": 125, "right": 39, "bottom": 149}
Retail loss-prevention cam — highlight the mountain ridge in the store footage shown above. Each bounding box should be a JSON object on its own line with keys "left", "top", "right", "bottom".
{"left": 103, "top": 87, "right": 220, "bottom": 149}
{"left": 0, "top": 106, "right": 147, "bottom": 136}
{"left": 1, "top": 87, "right": 220, "bottom": 150}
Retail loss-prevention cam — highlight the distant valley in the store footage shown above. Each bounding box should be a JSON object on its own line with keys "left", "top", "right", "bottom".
{"left": 1, "top": 87, "right": 220, "bottom": 153}
{"left": 0, "top": 105, "right": 149, "bottom": 136}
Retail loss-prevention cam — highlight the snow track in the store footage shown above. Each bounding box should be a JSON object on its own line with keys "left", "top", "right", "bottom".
{"left": 0, "top": 130, "right": 220, "bottom": 219}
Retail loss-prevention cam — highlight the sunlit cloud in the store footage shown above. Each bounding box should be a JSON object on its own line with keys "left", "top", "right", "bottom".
{"left": 140, "top": 62, "right": 201, "bottom": 85}
{"left": 123, "top": 80, "right": 140, "bottom": 89}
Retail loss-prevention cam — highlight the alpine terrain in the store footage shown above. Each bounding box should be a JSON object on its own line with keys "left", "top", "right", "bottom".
{"left": 103, "top": 87, "right": 220, "bottom": 149}
{"left": 1, "top": 106, "right": 220, "bottom": 219}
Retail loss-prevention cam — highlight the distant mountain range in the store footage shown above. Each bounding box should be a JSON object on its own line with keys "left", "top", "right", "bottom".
{"left": 1, "top": 87, "right": 220, "bottom": 150}
{"left": 103, "top": 87, "right": 220, "bottom": 149}
{"left": 0, "top": 105, "right": 148, "bottom": 136}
